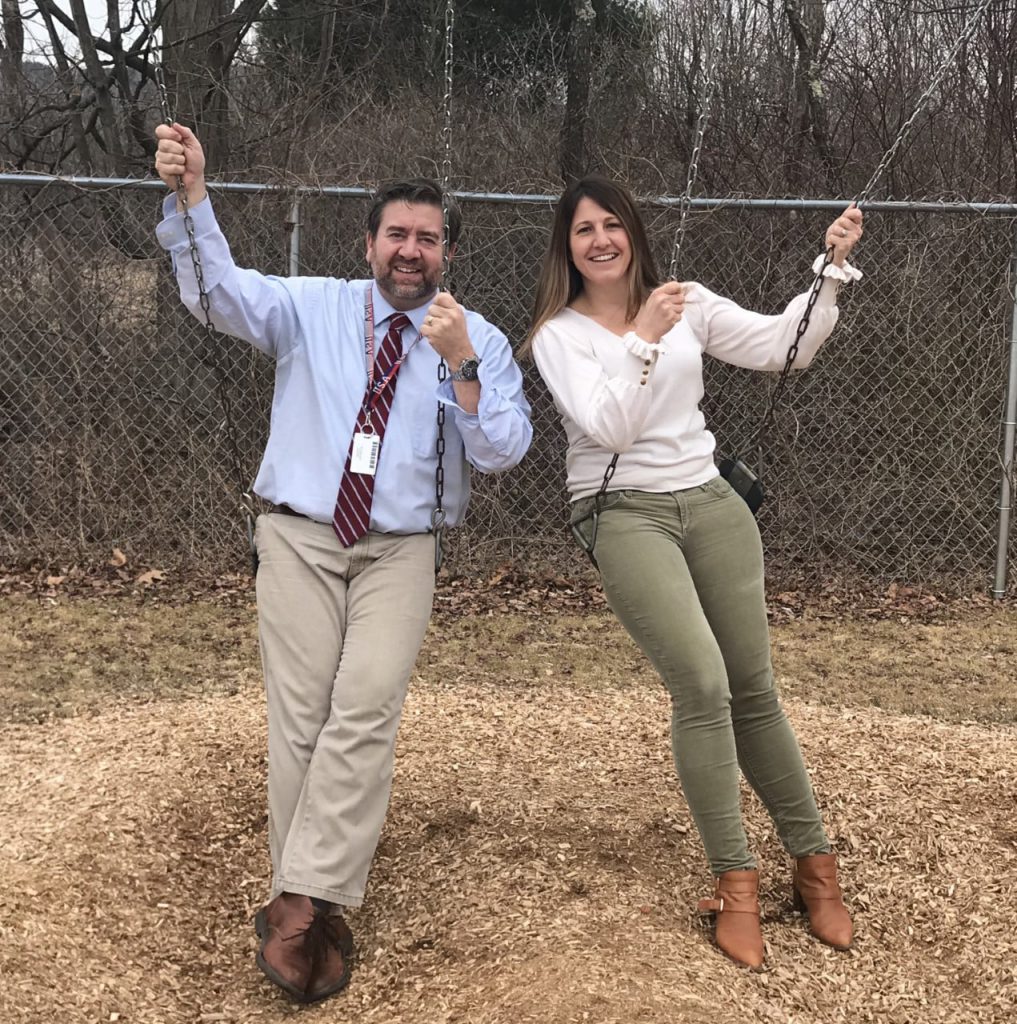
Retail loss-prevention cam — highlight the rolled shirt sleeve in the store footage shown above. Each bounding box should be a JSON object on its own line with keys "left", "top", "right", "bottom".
{"left": 435, "top": 313, "right": 532, "bottom": 472}
{"left": 155, "top": 194, "right": 300, "bottom": 359}
{"left": 155, "top": 193, "right": 532, "bottom": 528}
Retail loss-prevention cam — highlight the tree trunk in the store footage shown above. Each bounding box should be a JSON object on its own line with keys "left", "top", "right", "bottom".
{"left": 561, "top": 0, "right": 597, "bottom": 184}
{"left": 984, "top": 1, "right": 1017, "bottom": 193}
{"left": 162, "top": 0, "right": 231, "bottom": 172}
{"left": 318, "top": 6, "right": 337, "bottom": 89}
{"left": 784, "top": 0, "right": 838, "bottom": 192}
{"left": 161, "top": 0, "right": 269, "bottom": 174}
{"left": 1, "top": 0, "right": 23, "bottom": 83}
{"left": 36, "top": 1, "right": 95, "bottom": 170}
{"left": 68, "top": 0, "right": 128, "bottom": 174}
{"left": 1, "top": 0, "right": 26, "bottom": 158}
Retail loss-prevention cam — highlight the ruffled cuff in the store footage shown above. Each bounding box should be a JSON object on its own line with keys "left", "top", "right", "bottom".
{"left": 621, "top": 332, "right": 661, "bottom": 388}
{"left": 622, "top": 331, "right": 664, "bottom": 359}
{"left": 811, "top": 254, "right": 863, "bottom": 282}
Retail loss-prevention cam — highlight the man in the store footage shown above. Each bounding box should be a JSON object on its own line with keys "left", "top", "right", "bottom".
{"left": 154, "top": 123, "right": 532, "bottom": 1004}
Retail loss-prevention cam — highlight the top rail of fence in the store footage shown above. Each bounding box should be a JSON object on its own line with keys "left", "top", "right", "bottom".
{"left": 2, "top": 172, "right": 1017, "bottom": 217}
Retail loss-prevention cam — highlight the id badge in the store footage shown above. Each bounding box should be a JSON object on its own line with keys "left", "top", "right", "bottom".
{"left": 350, "top": 432, "right": 381, "bottom": 475}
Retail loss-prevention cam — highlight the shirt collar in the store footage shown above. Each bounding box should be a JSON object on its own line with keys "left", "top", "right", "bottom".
{"left": 369, "top": 281, "right": 436, "bottom": 336}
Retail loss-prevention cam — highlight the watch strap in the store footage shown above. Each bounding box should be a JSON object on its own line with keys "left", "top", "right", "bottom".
{"left": 450, "top": 356, "right": 481, "bottom": 382}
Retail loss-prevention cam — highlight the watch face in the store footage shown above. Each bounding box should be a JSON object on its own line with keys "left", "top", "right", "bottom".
{"left": 454, "top": 357, "right": 480, "bottom": 381}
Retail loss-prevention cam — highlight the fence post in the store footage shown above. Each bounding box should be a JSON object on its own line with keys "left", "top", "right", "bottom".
{"left": 286, "top": 195, "right": 302, "bottom": 276}
{"left": 992, "top": 224, "right": 1017, "bottom": 598}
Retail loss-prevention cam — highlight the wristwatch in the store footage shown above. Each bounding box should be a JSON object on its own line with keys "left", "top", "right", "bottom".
{"left": 450, "top": 355, "right": 481, "bottom": 382}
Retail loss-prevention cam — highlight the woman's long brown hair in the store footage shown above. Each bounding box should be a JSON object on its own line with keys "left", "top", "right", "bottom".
{"left": 521, "top": 175, "right": 660, "bottom": 358}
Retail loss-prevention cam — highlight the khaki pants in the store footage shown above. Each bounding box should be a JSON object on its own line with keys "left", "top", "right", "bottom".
{"left": 254, "top": 513, "right": 435, "bottom": 907}
{"left": 572, "top": 478, "right": 829, "bottom": 874}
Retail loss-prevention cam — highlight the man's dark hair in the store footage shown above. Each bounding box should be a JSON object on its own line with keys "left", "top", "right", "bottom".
{"left": 366, "top": 179, "right": 462, "bottom": 247}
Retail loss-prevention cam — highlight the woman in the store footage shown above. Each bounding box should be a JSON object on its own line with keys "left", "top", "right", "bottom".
{"left": 524, "top": 176, "right": 862, "bottom": 969}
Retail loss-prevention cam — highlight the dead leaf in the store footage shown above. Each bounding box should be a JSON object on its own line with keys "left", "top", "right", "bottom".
{"left": 109, "top": 548, "right": 128, "bottom": 568}
{"left": 135, "top": 569, "right": 166, "bottom": 585}
{"left": 45, "top": 575, "right": 66, "bottom": 586}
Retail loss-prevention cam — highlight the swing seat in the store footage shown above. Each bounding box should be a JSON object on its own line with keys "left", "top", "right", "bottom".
{"left": 718, "top": 456, "right": 765, "bottom": 515}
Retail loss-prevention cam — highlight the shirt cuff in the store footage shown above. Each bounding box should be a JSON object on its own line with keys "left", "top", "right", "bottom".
{"left": 811, "top": 253, "right": 863, "bottom": 283}
{"left": 155, "top": 193, "right": 216, "bottom": 252}
{"left": 621, "top": 332, "right": 661, "bottom": 388}
{"left": 436, "top": 377, "right": 470, "bottom": 411}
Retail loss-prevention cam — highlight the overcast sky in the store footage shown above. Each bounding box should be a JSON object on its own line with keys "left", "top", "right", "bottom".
{"left": 22, "top": 0, "right": 158, "bottom": 61}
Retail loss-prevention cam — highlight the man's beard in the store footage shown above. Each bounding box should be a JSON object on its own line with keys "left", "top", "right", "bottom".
{"left": 373, "top": 261, "right": 439, "bottom": 305}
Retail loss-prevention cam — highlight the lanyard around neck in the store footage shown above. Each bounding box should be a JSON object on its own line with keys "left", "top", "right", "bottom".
{"left": 362, "top": 292, "right": 420, "bottom": 417}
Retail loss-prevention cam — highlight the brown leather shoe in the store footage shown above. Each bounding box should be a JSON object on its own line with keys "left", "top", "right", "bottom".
{"left": 698, "top": 868, "right": 765, "bottom": 969}
{"left": 792, "top": 853, "right": 853, "bottom": 950}
{"left": 305, "top": 913, "right": 353, "bottom": 1002}
{"left": 254, "top": 893, "right": 354, "bottom": 1002}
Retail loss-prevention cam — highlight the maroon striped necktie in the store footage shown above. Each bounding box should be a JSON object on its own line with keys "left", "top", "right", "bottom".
{"left": 332, "top": 313, "right": 411, "bottom": 546}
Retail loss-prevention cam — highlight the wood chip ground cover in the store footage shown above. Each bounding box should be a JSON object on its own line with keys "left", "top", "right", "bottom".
{"left": 1, "top": 594, "right": 1015, "bottom": 1023}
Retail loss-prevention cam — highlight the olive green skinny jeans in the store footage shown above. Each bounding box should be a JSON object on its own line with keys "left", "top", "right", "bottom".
{"left": 571, "top": 476, "right": 830, "bottom": 874}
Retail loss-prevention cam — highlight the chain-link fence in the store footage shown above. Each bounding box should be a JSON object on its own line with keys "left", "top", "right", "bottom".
{"left": 1, "top": 175, "right": 1015, "bottom": 593}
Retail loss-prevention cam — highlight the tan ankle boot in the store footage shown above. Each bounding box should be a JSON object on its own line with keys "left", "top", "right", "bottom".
{"left": 698, "top": 868, "right": 765, "bottom": 969}
{"left": 792, "top": 853, "right": 853, "bottom": 950}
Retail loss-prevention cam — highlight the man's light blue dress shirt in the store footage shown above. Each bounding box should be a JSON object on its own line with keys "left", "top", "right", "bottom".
{"left": 156, "top": 196, "right": 532, "bottom": 533}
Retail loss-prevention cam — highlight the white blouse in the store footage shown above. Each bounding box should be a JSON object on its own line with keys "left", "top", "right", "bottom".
{"left": 531, "top": 260, "right": 861, "bottom": 500}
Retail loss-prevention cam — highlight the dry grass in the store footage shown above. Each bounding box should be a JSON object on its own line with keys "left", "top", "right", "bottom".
{"left": 1, "top": 595, "right": 1016, "bottom": 1023}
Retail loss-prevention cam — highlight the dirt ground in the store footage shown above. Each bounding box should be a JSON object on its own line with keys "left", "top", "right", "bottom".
{"left": 1, "top": 583, "right": 1015, "bottom": 1024}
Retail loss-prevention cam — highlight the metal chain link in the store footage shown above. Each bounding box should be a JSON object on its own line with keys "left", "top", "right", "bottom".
{"left": 593, "top": 11, "right": 721, "bottom": 510}
{"left": 152, "top": 57, "right": 256, "bottom": 571}
{"left": 668, "top": 11, "right": 722, "bottom": 282}
{"left": 752, "top": 247, "right": 834, "bottom": 453}
{"left": 432, "top": 371, "right": 447, "bottom": 572}
{"left": 574, "top": 10, "right": 721, "bottom": 556}
{"left": 440, "top": 0, "right": 455, "bottom": 294}
{"left": 753, "top": 0, "right": 994, "bottom": 457}
{"left": 4, "top": 181, "right": 1012, "bottom": 586}
{"left": 431, "top": 0, "right": 456, "bottom": 571}
{"left": 855, "top": 0, "right": 994, "bottom": 210}
{"left": 35, "top": 0, "right": 994, "bottom": 585}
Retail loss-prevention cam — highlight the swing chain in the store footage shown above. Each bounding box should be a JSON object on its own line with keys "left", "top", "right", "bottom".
{"left": 440, "top": 0, "right": 455, "bottom": 293}
{"left": 757, "top": 0, "right": 994, "bottom": 466}
{"left": 668, "top": 12, "right": 722, "bottom": 281}
{"left": 856, "top": 0, "right": 993, "bottom": 209}
{"left": 569, "top": 451, "right": 618, "bottom": 570}
{"left": 574, "top": 13, "right": 720, "bottom": 565}
{"left": 753, "top": 248, "right": 835, "bottom": 452}
{"left": 432, "top": 358, "right": 448, "bottom": 573}
{"left": 153, "top": 59, "right": 256, "bottom": 571}
{"left": 432, "top": 0, "right": 456, "bottom": 572}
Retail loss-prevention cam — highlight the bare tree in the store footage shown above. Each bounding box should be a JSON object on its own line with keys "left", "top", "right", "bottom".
{"left": 159, "top": 0, "right": 268, "bottom": 172}
{"left": 30, "top": 0, "right": 158, "bottom": 172}
{"left": 0, "top": 0, "right": 26, "bottom": 162}
{"left": 560, "top": 0, "right": 596, "bottom": 183}
{"left": 0, "top": 0, "right": 23, "bottom": 86}
{"left": 68, "top": 0, "right": 127, "bottom": 173}
{"left": 1, "top": 1, "right": 266, "bottom": 175}
{"left": 0, "top": 0, "right": 1011, "bottom": 198}
{"left": 982, "top": 0, "right": 1017, "bottom": 194}
{"left": 783, "top": 0, "right": 838, "bottom": 191}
